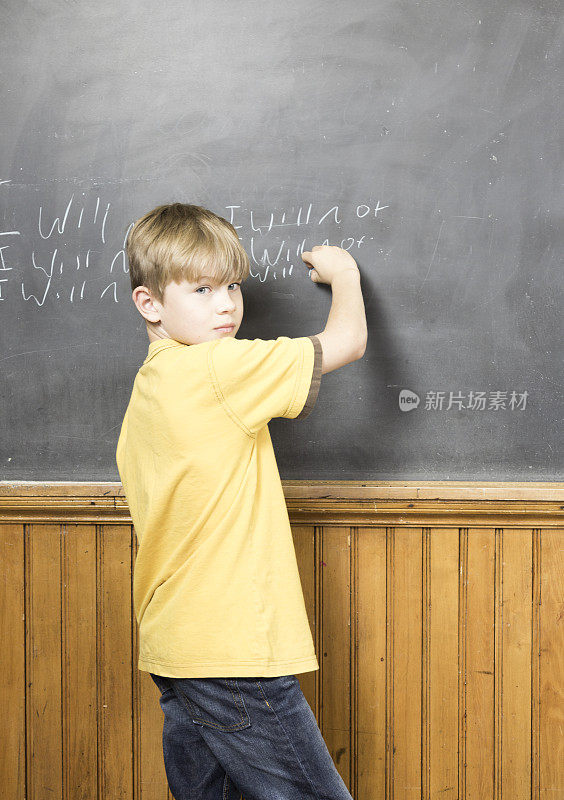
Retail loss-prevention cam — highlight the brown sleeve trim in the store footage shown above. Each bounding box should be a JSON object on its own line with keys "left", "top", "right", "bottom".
{"left": 295, "top": 335, "right": 323, "bottom": 420}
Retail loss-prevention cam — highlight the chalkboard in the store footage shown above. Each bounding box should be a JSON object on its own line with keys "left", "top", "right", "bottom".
{"left": 1, "top": 0, "right": 562, "bottom": 480}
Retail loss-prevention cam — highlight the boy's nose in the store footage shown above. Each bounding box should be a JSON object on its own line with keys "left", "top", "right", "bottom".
{"left": 216, "top": 291, "right": 237, "bottom": 311}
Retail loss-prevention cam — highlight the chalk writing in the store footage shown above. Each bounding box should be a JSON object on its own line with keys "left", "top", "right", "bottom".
{"left": 0, "top": 185, "right": 389, "bottom": 305}
{"left": 0, "top": 230, "right": 19, "bottom": 301}
{"left": 227, "top": 201, "right": 389, "bottom": 281}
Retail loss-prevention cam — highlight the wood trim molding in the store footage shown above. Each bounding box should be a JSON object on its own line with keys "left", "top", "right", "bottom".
{"left": 1, "top": 481, "right": 563, "bottom": 526}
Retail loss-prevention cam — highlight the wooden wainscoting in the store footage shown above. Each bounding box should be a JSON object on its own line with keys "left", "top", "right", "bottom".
{"left": 1, "top": 481, "right": 563, "bottom": 800}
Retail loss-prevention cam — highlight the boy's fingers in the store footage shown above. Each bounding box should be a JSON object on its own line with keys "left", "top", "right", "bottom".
{"left": 302, "top": 246, "right": 324, "bottom": 261}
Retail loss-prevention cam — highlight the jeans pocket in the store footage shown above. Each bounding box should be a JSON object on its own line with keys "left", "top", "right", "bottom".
{"left": 149, "top": 672, "right": 174, "bottom": 696}
{"left": 175, "top": 677, "right": 252, "bottom": 732}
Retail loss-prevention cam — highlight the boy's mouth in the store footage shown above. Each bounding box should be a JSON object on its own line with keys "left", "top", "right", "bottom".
{"left": 214, "top": 324, "right": 234, "bottom": 332}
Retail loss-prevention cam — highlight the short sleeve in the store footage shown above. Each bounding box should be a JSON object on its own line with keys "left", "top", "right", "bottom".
{"left": 208, "top": 335, "right": 322, "bottom": 435}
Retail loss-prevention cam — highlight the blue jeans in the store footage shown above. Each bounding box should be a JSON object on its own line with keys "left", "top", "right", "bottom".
{"left": 149, "top": 672, "right": 355, "bottom": 800}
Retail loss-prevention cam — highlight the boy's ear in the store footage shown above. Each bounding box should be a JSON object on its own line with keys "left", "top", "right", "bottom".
{"left": 132, "top": 286, "right": 162, "bottom": 323}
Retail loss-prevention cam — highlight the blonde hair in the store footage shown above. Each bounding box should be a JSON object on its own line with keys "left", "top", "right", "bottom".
{"left": 126, "top": 203, "right": 250, "bottom": 304}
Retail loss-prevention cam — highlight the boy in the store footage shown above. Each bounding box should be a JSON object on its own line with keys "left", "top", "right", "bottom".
{"left": 116, "top": 203, "right": 367, "bottom": 799}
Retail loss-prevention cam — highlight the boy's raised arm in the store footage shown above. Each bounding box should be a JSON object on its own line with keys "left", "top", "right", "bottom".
{"left": 301, "top": 245, "right": 367, "bottom": 376}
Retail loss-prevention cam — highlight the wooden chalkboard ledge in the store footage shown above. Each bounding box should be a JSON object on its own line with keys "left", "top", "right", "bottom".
{"left": 0, "top": 481, "right": 562, "bottom": 527}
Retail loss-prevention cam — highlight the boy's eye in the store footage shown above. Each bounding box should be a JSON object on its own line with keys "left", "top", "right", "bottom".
{"left": 196, "top": 282, "right": 240, "bottom": 294}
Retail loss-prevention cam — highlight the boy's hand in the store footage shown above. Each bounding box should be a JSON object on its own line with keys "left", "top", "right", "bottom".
{"left": 301, "top": 245, "right": 360, "bottom": 286}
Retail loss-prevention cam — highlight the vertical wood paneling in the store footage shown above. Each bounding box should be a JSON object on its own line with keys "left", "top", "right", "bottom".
{"left": 133, "top": 528, "right": 170, "bottom": 800}
{"left": 321, "top": 526, "right": 353, "bottom": 790}
{"left": 356, "top": 527, "right": 387, "bottom": 800}
{"left": 137, "top": 672, "right": 169, "bottom": 800}
{"left": 315, "top": 524, "right": 323, "bottom": 725}
{"left": 532, "top": 528, "right": 541, "bottom": 800}
{"left": 459, "top": 529, "right": 468, "bottom": 800}
{"left": 1, "top": 524, "right": 26, "bottom": 799}
{"left": 26, "top": 524, "right": 63, "bottom": 800}
{"left": 466, "top": 528, "right": 495, "bottom": 800}
{"left": 97, "top": 524, "right": 133, "bottom": 800}
{"left": 392, "top": 527, "right": 423, "bottom": 800}
{"left": 494, "top": 529, "right": 503, "bottom": 800}
{"left": 539, "top": 528, "right": 564, "bottom": 798}
{"left": 63, "top": 524, "right": 98, "bottom": 800}
{"left": 386, "top": 527, "right": 394, "bottom": 800}
{"left": 292, "top": 525, "right": 318, "bottom": 713}
{"left": 423, "top": 527, "right": 431, "bottom": 800}
{"left": 501, "top": 529, "right": 533, "bottom": 800}
{"left": 2, "top": 502, "right": 563, "bottom": 800}
{"left": 428, "top": 528, "right": 459, "bottom": 799}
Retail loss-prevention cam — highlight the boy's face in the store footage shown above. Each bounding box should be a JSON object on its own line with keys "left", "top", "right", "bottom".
{"left": 138, "top": 275, "right": 244, "bottom": 346}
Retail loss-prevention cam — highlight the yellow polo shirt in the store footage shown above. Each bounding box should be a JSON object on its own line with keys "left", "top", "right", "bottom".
{"left": 115, "top": 334, "right": 322, "bottom": 678}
